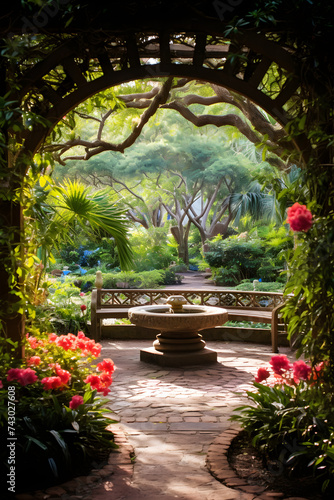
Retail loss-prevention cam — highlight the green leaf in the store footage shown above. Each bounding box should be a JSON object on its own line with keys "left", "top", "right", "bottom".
{"left": 26, "top": 436, "right": 48, "bottom": 451}
{"left": 72, "top": 421, "right": 80, "bottom": 431}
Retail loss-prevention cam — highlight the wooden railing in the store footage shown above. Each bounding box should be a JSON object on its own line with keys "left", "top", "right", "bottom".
{"left": 96, "top": 288, "right": 283, "bottom": 309}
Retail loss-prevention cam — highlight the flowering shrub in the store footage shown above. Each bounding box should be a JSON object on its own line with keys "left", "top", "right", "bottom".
{"left": 232, "top": 355, "right": 334, "bottom": 493}
{"left": 286, "top": 202, "right": 313, "bottom": 232}
{"left": 0, "top": 333, "right": 117, "bottom": 493}
{"left": 32, "top": 281, "right": 91, "bottom": 335}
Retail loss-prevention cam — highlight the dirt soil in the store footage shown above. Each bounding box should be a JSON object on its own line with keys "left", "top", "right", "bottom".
{"left": 228, "top": 431, "right": 329, "bottom": 500}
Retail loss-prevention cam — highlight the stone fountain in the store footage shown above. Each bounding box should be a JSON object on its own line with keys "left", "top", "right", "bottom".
{"left": 128, "top": 295, "right": 228, "bottom": 367}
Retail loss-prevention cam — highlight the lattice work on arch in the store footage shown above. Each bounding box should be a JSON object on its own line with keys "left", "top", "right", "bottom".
{"left": 17, "top": 29, "right": 303, "bottom": 156}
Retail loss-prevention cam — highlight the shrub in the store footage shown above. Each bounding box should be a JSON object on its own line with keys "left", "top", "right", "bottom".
{"left": 231, "top": 355, "right": 334, "bottom": 494}
{"left": 211, "top": 265, "right": 239, "bottom": 286}
{"left": 130, "top": 227, "right": 176, "bottom": 272}
{"left": 169, "top": 263, "right": 188, "bottom": 273}
{"left": 235, "top": 281, "right": 283, "bottom": 292}
{"left": 205, "top": 232, "right": 290, "bottom": 283}
{"left": 0, "top": 334, "right": 117, "bottom": 493}
{"left": 159, "top": 269, "right": 183, "bottom": 285}
{"left": 33, "top": 281, "right": 90, "bottom": 335}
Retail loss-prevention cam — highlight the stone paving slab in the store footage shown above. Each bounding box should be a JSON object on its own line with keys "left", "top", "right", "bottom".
{"left": 97, "top": 340, "right": 298, "bottom": 500}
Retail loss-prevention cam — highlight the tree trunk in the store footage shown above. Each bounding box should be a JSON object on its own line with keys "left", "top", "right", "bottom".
{"left": 0, "top": 199, "right": 25, "bottom": 358}
{"left": 170, "top": 224, "right": 190, "bottom": 265}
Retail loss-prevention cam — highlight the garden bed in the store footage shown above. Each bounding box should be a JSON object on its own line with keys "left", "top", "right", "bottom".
{"left": 228, "top": 431, "right": 330, "bottom": 500}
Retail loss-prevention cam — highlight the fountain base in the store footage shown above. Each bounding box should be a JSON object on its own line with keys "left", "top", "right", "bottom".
{"left": 140, "top": 346, "right": 217, "bottom": 367}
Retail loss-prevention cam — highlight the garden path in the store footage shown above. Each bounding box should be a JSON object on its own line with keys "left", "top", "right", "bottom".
{"left": 22, "top": 341, "right": 306, "bottom": 500}
{"left": 164, "top": 271, "right": 225, "bottom": 290}
{"left": 87, "top": 340, "right": 299, "bottom": 500}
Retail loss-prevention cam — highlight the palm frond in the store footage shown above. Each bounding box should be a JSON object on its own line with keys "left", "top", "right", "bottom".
{"left": 50, "top": 180, "right": 133, "bottom": 270}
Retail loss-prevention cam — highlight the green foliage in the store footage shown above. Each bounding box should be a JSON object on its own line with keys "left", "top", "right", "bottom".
{"left": 99, "top": 270, "right": 165, "bottom": 289}
{"left": 231, "top": 355, "right": 334, "bottom": 493}
{"left": 169, "top": 263, "right": 188, "bottom": 273}
{"left": 160, "top": 269, "right": 183, "bottom": 285}
{"left": 10, "top": 388, "right": 116, "bottom": 492}
{"left": 47, "top": 180, "right": 133, "bottom": 270}
{"left": 32, "top": 280, "right": 90, "bottom": 335}
{"left": 206, "top": 230, "right": 290, "bottom": 285}
{"left": 211, "top": 265, "right": 239, "bottom": 286}
{"left": 235, "top": 281, "right": 283, "bottom": 292}
{"left": 283, "top": 212, "right": 334, "bottom": 372}
{"left": 130, "top": 227, "right": 176, "bottom": 272}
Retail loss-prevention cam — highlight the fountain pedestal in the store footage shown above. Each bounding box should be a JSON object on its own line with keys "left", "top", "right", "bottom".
{"left": 128, "top": 296, "right": 228, "bottom": 367}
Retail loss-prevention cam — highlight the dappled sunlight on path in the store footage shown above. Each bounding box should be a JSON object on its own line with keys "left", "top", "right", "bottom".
{"left": 94, "top": 340, "right": 297, "bottom": 499}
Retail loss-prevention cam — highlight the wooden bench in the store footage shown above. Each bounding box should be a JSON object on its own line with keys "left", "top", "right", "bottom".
{"left": 91, "top": 286, "right": 285, "bottom": 352}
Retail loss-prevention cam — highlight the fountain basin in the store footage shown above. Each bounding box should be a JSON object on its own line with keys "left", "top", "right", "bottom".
{"left": 128, "top": 299, "right": 228, "bottom": 367}
{"left": 128, "top": 304, "right": 228, "bottom": 333}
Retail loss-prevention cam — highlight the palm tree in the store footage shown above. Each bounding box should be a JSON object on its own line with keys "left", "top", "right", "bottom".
{"left": 27, "top": 179, "right": 133, "bottom": 272}
{"left": 226, "top": 183, "right": 277, "bottom": 229}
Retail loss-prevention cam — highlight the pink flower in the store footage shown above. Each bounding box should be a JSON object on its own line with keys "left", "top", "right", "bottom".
{"left": 0, "top": 380, "right": 3, "bottom": 389}
{"left": 269, "top": 355, "right": 292, "bottom": 376}
{"left": 80, "top": 304, "right": 87, "bottom": 312}
{"left": 80, "top": 292, "right": 85, "bottom": 297}
{"left": 7, "top": 368, "right": 23, "bottom": 382}
{"left": 97, "top": 358, "right": 115, "bottom": 375}
{"left": 286, "top": 203, "right": 313, "bottom": 232}
{"left": 293, "top": 360, "right": 312, "bottom": 381}
{"left": 7, "top": 368, "right": 38, "bottom": 386}
{"left": 27, "top": 356, "right": 41, "bottom": 366}
{"left": 69, "top": 395, "right": 84, "bottom": 410}
{"left": 255, "top": 367, "right": 270, "bottom": 383}
{"left": 19, "top": 368, "right": 39, "bottom": 386}
{"left": 41, "top": 376, "right": 63, "bottom": 390}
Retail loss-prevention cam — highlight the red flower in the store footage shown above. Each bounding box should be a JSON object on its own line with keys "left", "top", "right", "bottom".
{"left": 55, "top": 367, "right": 71, "bottom": 385}
{"left": 80, "top": 304, "right": 87, "bottom": 312}
{"left": 100, "top": 387, "right": 111, "bottom": 396}
{"left": 269, "top": 355, "right": 292, "bottom": 376}
{"left": 293, "top": 360, "right": 312, "bottom": 381}
{"left": 55, "top": 335, "right": 74, "bottom": 351}
{"left": 27, "top": 356, "right": 41, "bottom": 366}
{"left": 48, "top": 333, "right": 58, "bottom": 343}
{"left": 255, "top": 367, "right": 270, "bottom": 383}
{"left": 69, "top": 395, "right": 84, "bottom": 410}
{"left": 26, "top": 335, "right": 44, "bottom": 349}
{"left": 286, "top": 202, "right": 313, "bottom": 232}
{"left": 97, "top": 358, "right": 115, "bottom": 375}
{"left": 41, "top": 376, "right": 63, "bottom": 390}
{"left": 84, "top": 374, "right": 101, "bottom": 390}
{"left": 0, "top": 380, "right": 3, "bottom": 389}
{"left": 99, "top": 372, "right": 113, "bottom": 386}
{"left": 91, "top": 343, "right": 102, "bottom": 357}
{"left": 84, "top": 372, "right": 112, "bottom": 395}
